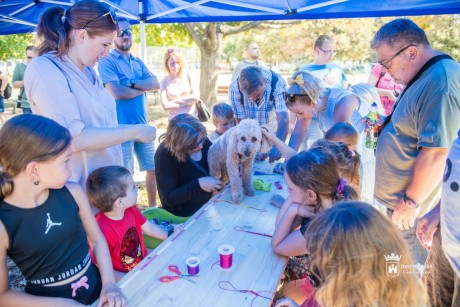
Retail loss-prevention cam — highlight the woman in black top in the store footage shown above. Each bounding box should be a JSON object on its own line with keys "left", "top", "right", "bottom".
{"left": 155, "top": 114, "right": 222, "bottom": 217}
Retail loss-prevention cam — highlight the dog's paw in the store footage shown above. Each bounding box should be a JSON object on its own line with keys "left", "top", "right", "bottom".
{"left": 244, "top": 187, "right": 255, "bottom": 196}
{"left": 232, "top": 192, "right": 243, "bottom": 203}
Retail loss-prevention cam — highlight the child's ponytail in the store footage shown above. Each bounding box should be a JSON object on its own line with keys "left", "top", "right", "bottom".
{"left": 333, "top": 178, "right": 358, "bottom": 202}
{"left": 0, "top": 167, "right": 14, "bottom": 201}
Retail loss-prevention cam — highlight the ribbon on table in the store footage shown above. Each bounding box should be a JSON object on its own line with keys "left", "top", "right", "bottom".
{"left": 234, "top": 226, "right": 272, "bottom": 238}
{"left": 214, "top": 199, "right": 267, "bottom": 212}
{"left": 218, "top": 281, "right": 273, "bottom": 307}
{"left": 254, "top": 179, "right": 272, "bottom": 192}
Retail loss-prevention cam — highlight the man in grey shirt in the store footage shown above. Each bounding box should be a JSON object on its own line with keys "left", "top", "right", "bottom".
{"left": 372, "top": 19, "right": 460, "bottom": 267}
{"left": 231, "top": 42, "right": 268, "bottom": 81}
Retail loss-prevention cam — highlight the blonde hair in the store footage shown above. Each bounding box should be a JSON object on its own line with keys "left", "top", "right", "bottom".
{"left": 160, "top": 114, "right": 207, "bottom": 163}
{"left": 163, "top": 47, "right": 186, "bottom": 77}
{"left": 306, "top": 202, "right": 428, "bottom": 307}
{"left": 286, "top": 71, "right": 324, "bottom": 107}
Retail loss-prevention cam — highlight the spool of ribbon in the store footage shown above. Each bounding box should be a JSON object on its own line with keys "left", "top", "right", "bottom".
{"left": 274, "top": 181, "right": 282, "bottom": 190}
{"left": 217, "top": 244, "right": 235, "bottom": 270}
{"left": 254, "top": 179, "right": 271, "bottom": 192}
{"left": 186, "top": 257, "right": 200, "bottom": 275}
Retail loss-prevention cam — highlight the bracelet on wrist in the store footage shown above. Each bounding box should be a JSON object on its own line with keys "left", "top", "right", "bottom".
{"left": 403, "top": 193, "right": 421, "bottom": 209}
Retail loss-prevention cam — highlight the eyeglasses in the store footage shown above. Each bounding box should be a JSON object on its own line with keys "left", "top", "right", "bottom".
{"left": 378, "top": 45, "right": 414, "bottom": 70}
{"left": 319, "top": 48, "right": 337, "bottom": 56}
{"left": 117, "top": 29, "right": 132, "bottom": 37}
{"left": 283, "top": 92, "right": 310, "bottom": 103}
{"left": 27, "top": 56, "right": 33, "bottom": 59}
{"left": 81, "top": 11, "right": 117, "bottom": 30}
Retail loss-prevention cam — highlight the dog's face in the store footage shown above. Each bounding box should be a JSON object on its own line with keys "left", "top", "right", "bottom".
{"left": 233, "top": 119, "right": 270, "bottom": 158}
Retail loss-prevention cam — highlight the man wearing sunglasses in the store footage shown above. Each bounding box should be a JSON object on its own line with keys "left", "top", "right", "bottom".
{"left": 12, "top": 45, "right": 36, "bottom": 114}
{"left": 371, "top": 19, "right": 460, "bottom": 271}
{"left": 98, "top": 18, "right": 160, "bottom": 208}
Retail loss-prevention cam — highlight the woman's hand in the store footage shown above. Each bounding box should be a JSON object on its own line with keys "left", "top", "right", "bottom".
{"left": 198, "top": 176, "right": 222, "bottom": 193}
{"left": 97, "top": 282, "right": 126, "bottom": 307}
{"left": 295, "top": 203, "right": 316, "bottom": 218}
{"left": 385, "top": 89, "right": 397, "bottom": 101}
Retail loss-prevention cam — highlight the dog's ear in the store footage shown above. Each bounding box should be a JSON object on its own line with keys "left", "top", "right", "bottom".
{"left": 260, "top": 132, "right": 272, "bottom": 154}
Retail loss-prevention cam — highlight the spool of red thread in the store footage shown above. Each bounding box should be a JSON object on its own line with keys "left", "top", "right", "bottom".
{"left": 217, "top": 244, "right": 235, "bottom": 270}
{"left": 186, "top": 257, "right": 200, "bottom": 275}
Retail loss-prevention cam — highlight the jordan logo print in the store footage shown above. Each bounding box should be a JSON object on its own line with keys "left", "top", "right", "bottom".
{"left": 45, "top": 213, "right": 62, "bottom": 234}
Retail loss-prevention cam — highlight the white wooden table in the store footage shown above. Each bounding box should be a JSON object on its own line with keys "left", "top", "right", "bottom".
{"left": 95, "top": 166, "right": 288, "bottom": 307}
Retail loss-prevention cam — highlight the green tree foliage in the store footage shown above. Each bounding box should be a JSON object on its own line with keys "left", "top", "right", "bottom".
{"left": 135, "top": 23, "right": 193, "bottom": 48}
{"left": 0, "top": 33, "right": 34, "bottom": 61}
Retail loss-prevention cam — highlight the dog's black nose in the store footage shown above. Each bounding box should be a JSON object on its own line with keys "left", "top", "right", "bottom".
{"left": 244, "top": 150, "right": 251, "bottom": 157}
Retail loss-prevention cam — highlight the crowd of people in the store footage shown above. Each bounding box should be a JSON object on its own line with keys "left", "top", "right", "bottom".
{"left": 0, "top": 0, "right": 459, "bottom": 306}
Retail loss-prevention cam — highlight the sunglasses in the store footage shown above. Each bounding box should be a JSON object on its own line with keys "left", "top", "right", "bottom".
{"left": 378, "top": 45, "right": 414, "bottom": 70}
{"left": 81, "top": 11, "right": 117, "bottom": 30}
{"left": 282, "top": 92, "right": 310, "bottom": 103}
{"left": 117, "top": 29, "right": 132, "bottom": 37}
{"left": 189, "top": 137, "right": 205, "bottom": 150}
{"left": 27, "top": 56, "right": 33, "bottom": 59}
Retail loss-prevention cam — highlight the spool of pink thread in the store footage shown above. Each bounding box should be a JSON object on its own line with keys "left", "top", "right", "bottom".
{"left": 217, "top": 244, "right": 235, "bottom": 270}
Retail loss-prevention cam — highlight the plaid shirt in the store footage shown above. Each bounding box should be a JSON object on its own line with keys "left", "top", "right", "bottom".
{"left": 229, "top": 69, "right": 287, "bottom": 125}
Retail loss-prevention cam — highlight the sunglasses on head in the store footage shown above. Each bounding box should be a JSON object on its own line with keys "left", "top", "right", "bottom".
{"left": 167, "top": 48, "right": 180, "bottom": 54}
{"left": 81, "top": 11, "right": 117, "bottom": 30}
{"left": 282, "top": 92, "right": 310, "bottom": 103}
{"left": 117, "top": 29, "right": 132, "bottom": 37}
{"left": 189, "top": 137, "right": 205, "bottom": 150}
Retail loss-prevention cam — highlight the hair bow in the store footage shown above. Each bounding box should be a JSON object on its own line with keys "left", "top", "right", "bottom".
{"left": 287, "top": 74, "right": 316, "bottom": 104}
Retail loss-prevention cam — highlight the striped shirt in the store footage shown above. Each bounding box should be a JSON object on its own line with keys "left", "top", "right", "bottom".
{"left": 229, "top": 69, "right": 287, "bottom": 126}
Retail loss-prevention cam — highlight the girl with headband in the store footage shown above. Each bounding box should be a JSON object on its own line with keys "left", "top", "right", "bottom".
{"left": 271, "top": 147, "right": 357, "bottom": 304}
{"left": 275, "top": 202, "right": 427, "bottom": 307}
{"left": 0, "top": 115, "right": 125, "bottom": 306}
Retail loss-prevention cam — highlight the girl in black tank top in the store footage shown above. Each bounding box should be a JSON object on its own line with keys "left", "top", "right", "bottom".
{"left": 0, "top": 114, "right": 125, "bottom": 306}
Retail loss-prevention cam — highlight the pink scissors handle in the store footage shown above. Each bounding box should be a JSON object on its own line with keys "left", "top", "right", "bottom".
{"left": 159, "top": 275, "right": 180, "bottom": 283}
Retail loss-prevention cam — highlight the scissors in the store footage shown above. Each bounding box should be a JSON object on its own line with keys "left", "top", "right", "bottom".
{"left": 159, "top": 265, "right": 197, "bottom": 283}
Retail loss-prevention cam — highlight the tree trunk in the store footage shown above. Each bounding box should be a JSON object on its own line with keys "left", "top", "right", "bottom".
{"left": 185, "top": 22, "right": 221, "bottom": 106}
{"left": 198, "top": 45, "right": 219, "bottom": 105}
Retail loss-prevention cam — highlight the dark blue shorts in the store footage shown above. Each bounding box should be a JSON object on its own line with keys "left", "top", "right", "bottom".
{"left": 25, "top": 261, "right": 102, "bottom": 305}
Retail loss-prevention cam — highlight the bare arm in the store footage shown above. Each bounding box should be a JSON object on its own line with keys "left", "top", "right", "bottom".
{"left": 104, "top": 81, "right": 146, "bottom": 100}
{"left": 67, "top": 183, "right": 126, "bottom": 307}
{"left": 406, "top": 147, "right": 448, "bottom": 204}
{"left": 141, "top": 221, "right": 168, "bottom": 240}
{"left": 392, "top": 147, "right": 448, "bottom": 230}
{"left": 271, "top": 204, "right": 309, "bottom": 257}
{"left": 287, "top": 117, "right": 311, "bottom": 152}
{"left": 275, "top": 112, "right": 289, "bottom": 142}
{"left": 12, "top": 80, "right": 24, "bottom": 89}
{"left": 70, "top": 124, "right": 155, "bottom": 154}
{"left": 261, "top": 125, "right": 297, "bottom": 160}
{"left": 368, "top": 74, "right": 396, "bottom": 100}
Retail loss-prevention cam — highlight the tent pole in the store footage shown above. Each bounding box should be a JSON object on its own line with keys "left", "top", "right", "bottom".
{"left": 140, "top": 20, "right": 146, "bottom": 62}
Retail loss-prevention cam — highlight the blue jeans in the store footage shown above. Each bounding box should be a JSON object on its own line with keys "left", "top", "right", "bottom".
{"left": 121, "top": 140, "right": 155, "bottom": 174}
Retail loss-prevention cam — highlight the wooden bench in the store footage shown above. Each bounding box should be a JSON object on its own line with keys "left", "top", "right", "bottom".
{"left": 218, "top": 85, "right": 229, "bottom": 95}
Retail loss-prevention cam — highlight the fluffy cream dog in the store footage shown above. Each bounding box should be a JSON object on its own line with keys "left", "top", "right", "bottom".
{"left": 208, "top": 119, "right": 271, "bottom": 203}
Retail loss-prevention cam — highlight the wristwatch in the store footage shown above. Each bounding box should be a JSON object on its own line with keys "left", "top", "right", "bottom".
{"left": 403, "top": 193, "right": 420, "bottom": 209}
{"left": 130, "top": 79, "right": 136, "bottom": 88}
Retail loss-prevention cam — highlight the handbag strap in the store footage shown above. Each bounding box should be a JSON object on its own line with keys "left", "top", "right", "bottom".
{"left": 380, "top": 54, "right": 454, "bottom": 133}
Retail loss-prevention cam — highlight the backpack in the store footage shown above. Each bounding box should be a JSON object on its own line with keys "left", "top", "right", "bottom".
{"left": 237, "top": 70, "right": 280, "bottom": 105}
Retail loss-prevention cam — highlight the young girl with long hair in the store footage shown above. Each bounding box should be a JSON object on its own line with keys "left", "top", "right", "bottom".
{"left": 0, "top": 114, "right": 125, "bottom": 306}
{"left": 271, "top": 147, "right": 358, "bottom": 303}
{"left": 276, "top": 202, "right": 427, "bottom": 307}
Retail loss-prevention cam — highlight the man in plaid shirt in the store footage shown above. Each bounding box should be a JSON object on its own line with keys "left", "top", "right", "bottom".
{"left": 229, "top": 67, "right": 289, "bottom": 162}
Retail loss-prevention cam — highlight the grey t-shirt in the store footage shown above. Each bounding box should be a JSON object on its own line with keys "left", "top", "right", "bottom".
{"left": 231, "top": 59, "right": 268, "bottom": 81}
{"left": 375, "top": 58, "right": 460, "bottom": 216}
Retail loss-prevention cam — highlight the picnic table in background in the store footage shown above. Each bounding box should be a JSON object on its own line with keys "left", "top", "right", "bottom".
{"left": 93, "top": 162, "right": 288, "bottom": 306}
